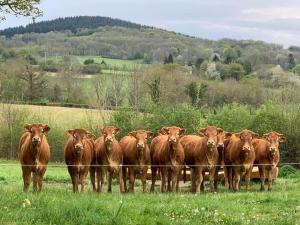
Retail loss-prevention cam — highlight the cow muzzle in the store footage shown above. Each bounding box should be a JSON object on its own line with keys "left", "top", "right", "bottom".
{"left": 32, "top": 137, "right": 41, "bottom": 145}
{"left": 207, "top": 140, "right": 215, "bottom": 148}
{"left": 137, "top": 143, "right": 145, "bottom": 149}
{"left": 217, "top": 143, "right": 224, "bottom": 150}
{"left": 169, "top": 137, "right": 176, "bottom": 144}
{"left": 105, "top": 137, "right": 113, "bottom": 144}
{"left": 75, "top": 144, "right": 83, "bottom": 154}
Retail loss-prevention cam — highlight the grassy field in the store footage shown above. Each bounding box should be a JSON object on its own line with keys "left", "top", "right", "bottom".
{"left": 0, "top": 160, "right": 299, "bottom": 225}
{"left": 1, "top": 104, "right": 111, "bottom": 128}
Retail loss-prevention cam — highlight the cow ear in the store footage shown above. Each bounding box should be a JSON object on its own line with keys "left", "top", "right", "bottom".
{"left": 179, "top": 128, "right": 185, "bottom": 135}
{"left": 158, "top": 128, "right": 167, "bottom": 135}
{"left": 162, "top": 127, "right": 169, "bottom": 134}
{"left": 86, "top": 132, "right": 96, "bottom": 140}
{"left": 234, "top": 132, "right": 242, "bottom": 139}
{"left": 24, "top": 124, "right": 32, "bottom": 132}
{"left": 198, "top": 128, "right": 206, "bottom": 136}
{"left": 128, "top": 131, "right": 137, "bottom": 138}
{"left": 217, "top": 128, "right": 224, "bottom": 134}
{"left": 279, "top": 135, "right": 287, "bottom": 143}
{"left": 42, "top": 125, "right": 50, "bottom": 133}
{"left": 146, "top": 131, "right": 154, "bottom": 138}
{"left": 67, "top": 129, "right": 75, "bottom": 136}
{"left": 114, "top": 127, "right": 121, "bottom": 135}
{"left": 225, "top": 132, "right": 232, "bottom": 139}
{"left": 263, "top": 133, "right": 269, "bottom": 139}
{"left": 250, "top": 131, "right": 260, "bottom": 139}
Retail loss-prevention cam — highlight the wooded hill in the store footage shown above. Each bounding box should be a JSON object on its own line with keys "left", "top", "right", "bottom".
{"left": 0, "top": 16, "right": 144, "bottom": 37}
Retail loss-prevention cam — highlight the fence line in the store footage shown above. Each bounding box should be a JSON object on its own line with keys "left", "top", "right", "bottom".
{"left": 0, "top": 162, "right": 299, "bottom": 167}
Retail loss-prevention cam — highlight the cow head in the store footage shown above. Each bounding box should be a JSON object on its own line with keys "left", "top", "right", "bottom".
{"left": 67, "top": 128, "right": 94, "bottom": 156}
{"left": 263, "top": 131, "right": 286, "bottom": 157}
{"left": 161, "top": 126, "right": 185, "bottom": 145}
{"left": 216, "top": 131, "right": 232, "bottom": 151}
{"left": 25, "top": 124, "right": 50, "bottom": 147}
{"left": 198, "top": 126, "right": 224, "bottom": 150}
{"left": 129, "top": 130, "right": 153, "bottom": 152}
{"left": 235, "top": 129, "right": 259, "bottom": 155}
{"left": 101, "top": 126, "right": 120, "bottom": 148}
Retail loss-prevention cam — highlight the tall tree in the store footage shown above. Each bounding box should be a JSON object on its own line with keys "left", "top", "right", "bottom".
{"left": 0, "top": 0, "right": 42, "bottom": 21}
{"left": 287, "top": 53, "right": 296, "bottom": 70}
{"left": 18, "top": 64, "right": 47, "bottom": 101}
{"left": 146, "top": 77, "right": 161, "bottom": 104}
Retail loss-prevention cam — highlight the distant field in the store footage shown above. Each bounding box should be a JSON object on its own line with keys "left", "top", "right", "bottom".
{"left": 76, "top": 56, "right": 143, "bottom": 68}
{"left": 0, "top": 160, "right": 299, "bottom": 225}
{"left": 1, "top": 104, "right": 112, "bottom": 128}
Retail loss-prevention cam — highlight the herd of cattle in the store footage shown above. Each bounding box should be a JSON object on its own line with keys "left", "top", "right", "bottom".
{"left": 19, "top": 124, "right": 286, "bottom": 193}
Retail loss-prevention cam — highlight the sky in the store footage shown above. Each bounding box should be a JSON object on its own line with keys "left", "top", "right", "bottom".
{"left": 1, "top": 0, "right": 300, "bottom": 48}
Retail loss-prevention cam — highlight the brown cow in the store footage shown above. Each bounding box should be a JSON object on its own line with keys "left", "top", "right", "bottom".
{"left": 64, "top": 128, "right": 95, "bottom": 193}
{"left": 200, "top": 129, "right": 232, "bottom": 191}
{"left": 120, "top": 130, "right": 153, "bottom": 192}
{"left": 224, "top": 129, "right": 259, "bottom": 191}
{"left": 94, "top": 126, "right": 125, "bottom": 193}
{"left": 180, "top": 126, "right": 225, "bottom": 193}
{"left": 150, "top": 126, "right": 185, "bottom": 192}
{"left": 252, "top": 131, "right": 286, "bottom": 191}
{"left": 19, "top": 124, "right": 50, "bottom": 192}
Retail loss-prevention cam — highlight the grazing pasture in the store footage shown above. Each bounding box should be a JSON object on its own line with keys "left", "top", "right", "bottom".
{"left": 0, "top": 160, "right": 299, "bottom": 225}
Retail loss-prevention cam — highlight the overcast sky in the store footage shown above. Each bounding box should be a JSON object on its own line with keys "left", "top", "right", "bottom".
{"left": 1, "top": 0, "right": 300, "bottom": 48}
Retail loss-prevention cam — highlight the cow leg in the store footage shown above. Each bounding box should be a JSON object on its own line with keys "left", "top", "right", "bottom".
{"left": 141, "top": 168, "right": 147, "bottom": 193}
{"left": 245, "top": 167, "right": 252, "bottom": 192}
{"left": 107, "top": 170, "right": 113, "bottom": 193}
{"left": 171, "top": 170, "right": 179, "bottom": 192}
{"left": 259, "top": 166, "right": 265, "bottom": 191}
{"left": 228, "top": 167, "right": 233, "bottom": 190}
{"left": 99, "top": 167, "right": 105, "bottom": 193}
{"left": 74, "top": 173, "right": 79, "bottom": 193}
{"left": 224, "top": 166, "right": 229, "bottom": 189}
{"left": 200, "top": 171, "right": 205, "bottom": 192}
{"left": 32, "top": 172, "right": 38, "bottom": 192}
{"left": 128, "top": 168, "right": 135, "bottom": 193}
{"left": 194, "top": 167, "right": 202, "bottom": 193}
{"left": 209, "top": 167, "right": 216, "bottom": 192}
{"left": 81, "top": 170, "right": 88, "bottom": 192}
{"left": 119, "top": 167, "right": 125, "bottom": 193}
{"left": 122, "top": 166, "right": 127, "bottom": 192}
{"left": 150, "top": 166, "right": 158, "bottom": 192}
{"left": 190, "top": 168, "right": 195, "bottom": 192}
{"left": 268, "top": 168, "right": 273, "bottom": 191}
{"left": 90, "top": 166, "right": 96, "bottom": 192}
{"left": 167, "top": 169, "right": 172, "bottom": 192}
{"left": 214, "top": 166, "right": 219, "bottom": 191}
{"left": 160, "top": 167, "right": 167, "bottom": 193}
{"left": 95, "top": 167, "right": 101, "bottom": 192}
{"left": 37, "top": 167, "right": 46, "bottom": 192}
{"left": 22, "top": 167, "right": 31, "bottom": 192}
{"left": 234, "top": 168, "right": 241, "bottom": 192}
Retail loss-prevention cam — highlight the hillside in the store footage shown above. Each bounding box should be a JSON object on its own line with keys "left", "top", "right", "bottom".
{"left": 0, "top": 16, "right": 144, "bottom": 37}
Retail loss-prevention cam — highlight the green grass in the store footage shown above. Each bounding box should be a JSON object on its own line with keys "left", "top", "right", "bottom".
{"left": 0, "top": 160, "right": 299, "bottom": 225}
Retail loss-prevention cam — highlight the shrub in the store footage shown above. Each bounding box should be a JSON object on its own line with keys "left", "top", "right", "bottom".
{"left": 108, "top": 104, "right": 205, "bottom": 138}
{"left": 84, "top": 58, "right": 95, "bottom": 65}
{"left": 82, "top": 64, "right": 101, "bottom": 74}
{"left": 279, "top": 165, "right": 299, "bottom": 178}
{"left": 206, "top": 103, "right": 253, "bottom": 132}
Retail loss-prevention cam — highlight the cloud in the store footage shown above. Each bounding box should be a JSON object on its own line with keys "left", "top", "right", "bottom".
{"left": 242, "top": 7, "right": 300, "bottom": 21}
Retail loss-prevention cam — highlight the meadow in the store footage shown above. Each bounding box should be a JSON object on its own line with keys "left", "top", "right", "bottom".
{"left": 0, "top": 160, "right": 299, "bottom": 225}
